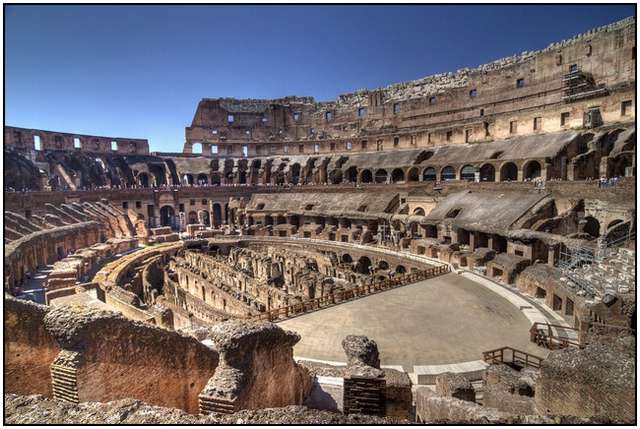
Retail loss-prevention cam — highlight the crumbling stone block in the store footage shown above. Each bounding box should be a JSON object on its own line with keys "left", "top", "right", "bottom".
{"left": 198, "top": 320, "right": 312, "bottom": 414}
{"left": 435, "top": 372, "right": 476, "bottom": 402}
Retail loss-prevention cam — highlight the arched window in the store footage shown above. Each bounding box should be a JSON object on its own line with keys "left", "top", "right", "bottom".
{"left": 440, "top": 166, "right": 456, "bottom": 181}
{"left": 583, "top": 216, "right": 600, "bottom": 238}
{"left": 407, "top": 168, "right": 420, "bottom": 182}
{"left": 423, "top": 167, "right": 437, "bottom": 181}
{"left": 360, "top": 169, "right": 373, "bottom": 183}
{"left": 500, "top": 162, "right": 518, "bottom": 181}
{"left": 192, "top": 142, "right": 202, "bottom": 154}
{"left": 524, "top": 161, "right": 542, "bottom": 180}
{"left": 479, "top": 164, "right": 496, "bottom": 182}
{"left": 375, "top": 169, "right": 388, "bottom": 183}
{"left": 391, "top": 168, "right": 405, "bottom": 183}
{"left": 460, "top": 165, "right": 476, "bottom": 181}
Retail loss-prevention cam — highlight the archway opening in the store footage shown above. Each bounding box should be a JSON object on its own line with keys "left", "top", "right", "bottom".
{"left": 160, "top": 206, "right": 175, "bottom": 228}
{"left": 391, "top": 168, "right": 405, "bottom": 183}
{"left": 407, "top": 168, "right": 420, "bottom": 182}
{"left": 500, "top": 162, "right": 518, "bottom": 181}
{"left": 423, "top": 167, "right": 437, "bottom": 181}
{"left": 355, "top": 256, "right": 372, "bottom": 274}
{"left": 138, "top": 172, "right": 150, "bottom": 188}
{"left": 375, "top": 169, "right": 388, "bottom": 184}
{"left": 197, "top": 174, "right": 208, "bottom": 185}
{"left": 345, "top": 166, "right": 358, "bottom": 183}
{"left": 460, "top": 165, "right": 476, "bottom": 181}
{"left": 212, "top": 204, "right": 222, "bottom": 226}
{"left": 329, "top": 170, "right": 343, "bottom": 185}
{"left": 440, "top": 166, "right": 456, "bottom": 181}
{"left": 583, "top": 216, "right": 600, "bottom": 238}
{"left": 524, "top": 161, "right": 542, "bottom": 180}
{"left": 479, "top": 164, "right": 496, "bottom": 182}
{"left": 360, "top": 169, "right": 373, "bottom": 183}
{"left": 291, "top": 163, "right": 301, "bottom": 185}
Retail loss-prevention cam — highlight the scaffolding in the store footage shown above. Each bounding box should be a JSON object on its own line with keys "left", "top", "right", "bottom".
{"left": 562, "top": 68, "right": 608, "bottom": 103}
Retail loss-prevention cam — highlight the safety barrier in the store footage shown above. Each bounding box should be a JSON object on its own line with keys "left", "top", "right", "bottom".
{"left": 256, "top": 264, "right": 450, "bottom": 322}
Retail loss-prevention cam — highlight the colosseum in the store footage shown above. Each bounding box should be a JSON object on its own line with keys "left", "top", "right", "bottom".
{"left": 4, "top": 12, "right": 636, "bottom": 425}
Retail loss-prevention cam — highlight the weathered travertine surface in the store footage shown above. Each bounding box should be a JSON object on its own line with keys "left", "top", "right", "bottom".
{"left": 4, "top": 394, "right": 406, "bottom": 424}
{"left": 5, "top": 296, "right": 60, "bottom": 396}
{"left": 43, "top": 305, "right": 219, "bottom": 414}
{"left": 535, "top": 336, "right": 635, "bottom": 423}
{"left": 199, "top": 320, "right": 312, "bottom": 411}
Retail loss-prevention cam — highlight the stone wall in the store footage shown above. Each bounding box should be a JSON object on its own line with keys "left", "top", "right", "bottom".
{"left": 534, "top": 338, "right": 635, "bottom": 423}
{"left": 198, "top": 321, "right": 312, "bottom": 413}
{"left": 44, "top": 305, "right": 219, "bottom": 414}
{"left": 5, "top": 297, "right": 60, "bottom": 396}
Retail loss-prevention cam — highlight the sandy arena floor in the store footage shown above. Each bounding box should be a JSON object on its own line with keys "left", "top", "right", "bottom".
{"left": 279, "top": 272, "right": 546, "bottom": 371}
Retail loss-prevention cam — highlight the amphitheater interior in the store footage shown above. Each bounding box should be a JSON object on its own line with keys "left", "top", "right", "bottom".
{"left": 4, "top": 16, "right": 637, "bottom": 425}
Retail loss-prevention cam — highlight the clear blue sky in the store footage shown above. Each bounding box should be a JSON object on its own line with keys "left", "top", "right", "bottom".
{"left": 5, "top": 4, "right": 635, "bottom": 152}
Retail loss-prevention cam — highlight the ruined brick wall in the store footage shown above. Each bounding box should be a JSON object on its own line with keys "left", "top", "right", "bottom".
{"left": 44, "top": 306, "right": 219, "bottom": 414}
{"left": 199, "top": 321, "right": 312, "bottom": 413}
{"left": 4, "top": 296, "right": 60, "bottom": 397}
{"left": 184, "top": 17, "right": 634, "bottom": 156}
{"left": 4, "top": 126, "right": 149, "bottom": 155}
{"left": 534, "top": 340, "right": 635, "bottom": 423}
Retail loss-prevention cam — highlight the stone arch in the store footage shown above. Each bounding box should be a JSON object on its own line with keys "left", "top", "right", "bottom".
{"left": 188, "top": 211, "right": 198, "bottom": 224}
{"left": 197, "top": 174, "right": 208, "bottom": 185}
{"left": 138, "top": 172, "right": 150, "bottom": 188}
{"left": 583, "top": 216, "right": 600, "bottom": 238}
{"left": 291, "top": 163, "right": 302, "bottom": 185}
{"left": 201, "top": 211, "right": 210, "bottom": 226}
{"left": 211, "top": 173, "right": 221, "bottom": 186}
{"left": 523, "top": 160, "right": 542, "bottom": 180}
{"left": 607, "top": 219, "right": 624, "bottom": 230}
{"left": 407, "top": 167, "right": 420, "bottom": 182}
{"left": 160, "top": 205, "right": 175, "bottom": 228}
{"left": 341, "top": 253, "right": 353, "bottom": 264}
{"left": 345, "top": 166, "right": 358, "bottom": 183}
{"left": 375, "top": 169, "right": 388, "bottom": 184}
{"left": 479, "top": 163, "right": 496, "bottom": 182}
{"left": 395, "top": 265, "right": 407, "bottom": 274}
{"left": 355, "top": 256, "right": 372, "bottom": 274}
{"left": 183, "top": 174, "right": 194, "bottom": 185}
{"left": 460, "top": 164, "right": 476, "bottom": 181}
{"left": 329, "top": 169, "right": 343, "bottom": 184}
{"left": 391, "top": 168, "right": 405, "bottom": 183}
{"left": 360, "top": 169, "right": 373, "bottom": 183}
{"left": 191, "top": 142, "right": 202, "bottom": 154}
{"left": 378, "top": 260, "right": 389, "bottom": 270}
{"left": 212, "top": 204, "right": 222, "bottom": 226}
{"left": 500, "top": 162, "right": 518, "bottom": 181}
{"left": 422, "top": 167, "right": 437, "bottom": 181}
{"left": 264, "top": 215, "right": 274, "bottom": 226}
{"left": 413, "top": 207, "right": 426, "bottom": 216}
{"left": 440, "top": 166, "right": 456, "bottom": 181}
{"left": 610, "top": 153, "right": 634, "bottom": 177}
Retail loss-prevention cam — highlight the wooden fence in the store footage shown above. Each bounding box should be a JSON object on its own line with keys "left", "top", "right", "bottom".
{"left": 255, "top": 264, "right": 449, "bottom": 322}
{"left": 483, "top": 346, "right": 544, "bottom": 370}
